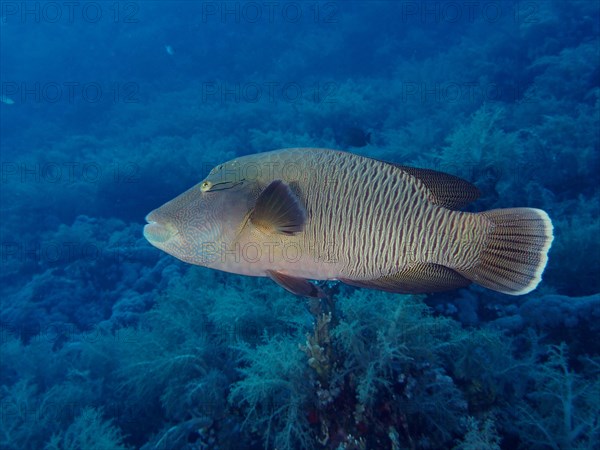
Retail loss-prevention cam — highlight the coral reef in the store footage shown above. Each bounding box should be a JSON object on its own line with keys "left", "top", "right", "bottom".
{"left": 0, "top": 0, "right": 598, "bottom": 448}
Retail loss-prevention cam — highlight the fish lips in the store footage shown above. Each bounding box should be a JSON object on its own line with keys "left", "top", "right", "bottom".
{"left": 144, "top": 213, "right": 177, "bottom": 245}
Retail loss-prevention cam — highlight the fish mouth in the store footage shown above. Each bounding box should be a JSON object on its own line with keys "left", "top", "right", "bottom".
{"left": 143, "top": 216, "right": 178, "bottom": 245}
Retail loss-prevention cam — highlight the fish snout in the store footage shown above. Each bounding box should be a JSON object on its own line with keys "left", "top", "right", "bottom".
{"left": 144, "top": 215, "right": 178, "bottom": 245}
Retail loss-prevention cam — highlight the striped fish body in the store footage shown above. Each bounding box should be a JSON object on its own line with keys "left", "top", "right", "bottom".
{"left": 144, "top": 148, "right": 554, "bottom": 297}
{"left": 224, "top": 149, "right": 482, "bottom": 277}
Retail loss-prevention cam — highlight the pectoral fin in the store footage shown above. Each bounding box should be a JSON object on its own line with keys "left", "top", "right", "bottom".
{"left": 250, "top": 180, "right": 306, "bottom": 235}
{"left": 267, "top": 270, "right": 326, "bottom": 298}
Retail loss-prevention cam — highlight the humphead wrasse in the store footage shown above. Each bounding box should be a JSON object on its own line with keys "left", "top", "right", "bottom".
{"left": 144, "top": 148, "right": 554, "bottom": 297}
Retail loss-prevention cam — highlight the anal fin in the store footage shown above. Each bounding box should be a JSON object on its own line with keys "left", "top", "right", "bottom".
{"left": 267, "top": 270, "right": 326, "bottom": 298}
{"left": 340, "top": 263, "right": 471, "bottom": 294}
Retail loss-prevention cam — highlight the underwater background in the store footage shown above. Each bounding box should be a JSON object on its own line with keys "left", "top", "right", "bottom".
{"left": 0, "top": 1, "right": 599, "bottom": 449}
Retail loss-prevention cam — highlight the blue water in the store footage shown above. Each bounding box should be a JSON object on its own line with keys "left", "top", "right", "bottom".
{"left": 1, "top": 1, "right": 599, "bottom": 449}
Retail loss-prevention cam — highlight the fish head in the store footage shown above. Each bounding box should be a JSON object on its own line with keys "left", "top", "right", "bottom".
{"left": 144, "top": 166, "right": 259, "bottom": 267}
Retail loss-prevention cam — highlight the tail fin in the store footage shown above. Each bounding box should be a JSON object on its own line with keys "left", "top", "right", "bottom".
{"left": 458, "top": 208, "right": 554, "bottom": 295}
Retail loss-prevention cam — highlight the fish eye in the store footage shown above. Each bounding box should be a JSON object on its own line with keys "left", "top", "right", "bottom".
{"left": 200, "top": 181, "right": 212, "bottom": 192}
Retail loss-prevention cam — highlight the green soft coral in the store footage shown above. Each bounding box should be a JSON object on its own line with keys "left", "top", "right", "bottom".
{"left": 516, "top": 343, "right": 600, "bottom": 449}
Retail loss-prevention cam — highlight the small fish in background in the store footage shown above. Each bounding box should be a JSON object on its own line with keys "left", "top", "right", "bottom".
{"left": 144, "top": 148, "right": 554, "bottom": 298}
{"left": 165, "top": 45, "right": 175, "bottom": 56}
{"left": 0, "top": 95, "right": 15, "bottom": 105}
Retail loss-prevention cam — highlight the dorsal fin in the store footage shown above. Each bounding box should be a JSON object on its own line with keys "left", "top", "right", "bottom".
{"left": 388, "top": 163, "right": 480, "bottom": 210}
{"left": 250, "top": 180, "right": 306, "bottom": 235}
